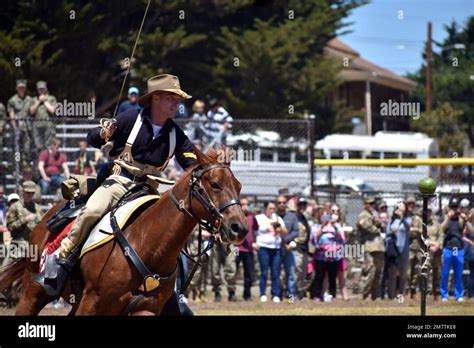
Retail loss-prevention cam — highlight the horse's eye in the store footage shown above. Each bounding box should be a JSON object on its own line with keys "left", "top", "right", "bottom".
{"left": 210, "top": 181, "right": 221, "bottom": 190}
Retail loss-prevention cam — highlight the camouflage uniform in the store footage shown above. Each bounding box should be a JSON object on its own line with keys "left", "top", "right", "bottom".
{"left": 294, "top": 217, "right": 309, "bottom": 299}
{"left": 210, "top": 241, "right": 237, "bottom": 300}
{"left": 409, "top": 211, "right": 423, "bottom": 297}
{"left": 2, "top": 182, "right": 42, "bottom": 304}
{"left": 7, "top": 82, "right": 33, "bottom": 170}
{"left": 30, "top": 81, "right": 57, "bottom": 156}
{"left": 357, "top": 197, "right": 385, "bottom": 300}
{"left": 186, "top": 226, "right": 211, "bottom": 301}
{"left": 425, "top": 216, "right": 443, "bottom": 298}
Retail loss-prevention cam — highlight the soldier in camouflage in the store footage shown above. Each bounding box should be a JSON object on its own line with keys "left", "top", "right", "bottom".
{"left": 357, "top": 196, "right": 385, "bottom": 300}
{"left": 406, "top": 196, "right": 422, "bottom": 299}
{"left": 186, "top": 225, "right": 212, "bottom": 302}
{"left": 7, "top": 80, "right": 33, "bottom": 171}
{"left": 2, "top": 181, "right": 42, "bottom": 306}
{"left": 0, "top": 102, "right": 6, "bottom": 165}
{"left": 425, "top": 205, "right": 443, "bottom": 299}
{"left": 29, "top": 81, "right": 57, "bottom": 157}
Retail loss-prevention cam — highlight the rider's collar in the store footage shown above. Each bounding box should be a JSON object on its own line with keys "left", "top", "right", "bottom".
{"left": 141, "top": 107, "right": 174, "bottom": 134}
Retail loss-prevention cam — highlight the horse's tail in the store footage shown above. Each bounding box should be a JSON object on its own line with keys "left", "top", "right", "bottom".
{"left": 0, "top": 258, "right": 27, "bottom": 292}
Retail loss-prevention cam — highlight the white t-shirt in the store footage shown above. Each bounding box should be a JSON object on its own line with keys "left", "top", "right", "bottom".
{"left": 151, "top": 123, "right": 162, "bottom": 139}
{"left": 255, "top": 213, "right": 286, "bottom": 249}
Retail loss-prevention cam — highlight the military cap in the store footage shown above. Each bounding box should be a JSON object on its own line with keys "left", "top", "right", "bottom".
{"left": 405, "top": 195, "right": 417, "bottom": 204}
{"left": 364, "top": 196, "right": 376, "bottom": 204}
{"left": 377, "top": 200, "right": 388, "bottom": 209}
{"left": 16, "top": 79, "right": 27, "bottom": 87}
{"left": 22, "top": 181, "right": 37, "bottom": 193}
{"left": 36, "top": 81, "right": 47, "bottom": 89}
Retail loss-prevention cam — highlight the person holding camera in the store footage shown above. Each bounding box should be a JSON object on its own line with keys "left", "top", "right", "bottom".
{"left": 309, "top": 210, "right": 344, "bottom": 301}
{"left": 386, "top": 202, "right": 411, "bottom": 301}
{"left": 440, "top": 197, "right": 465, "bottom": 301}
{"left": 255, "top": 201, "right": 287, "bottom": 303}
{"left": 357, "top": 196, "right": 385, "bottom": 301}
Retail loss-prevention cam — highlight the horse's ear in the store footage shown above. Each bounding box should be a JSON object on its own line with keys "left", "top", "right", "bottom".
{"left": 192, "top": 144, "right": 210, "bottom": 165}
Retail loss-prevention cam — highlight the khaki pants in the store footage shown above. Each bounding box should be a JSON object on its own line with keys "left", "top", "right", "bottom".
{"left": 68, "top": 175, "right": 134, "bottom": 246}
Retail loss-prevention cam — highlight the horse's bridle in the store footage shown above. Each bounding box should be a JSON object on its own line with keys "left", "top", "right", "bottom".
{"left": 169, "top": 163, "right": 242, "bottom": 296}
{"left": 169, "top": 164, "right": 241, "bottom": 234}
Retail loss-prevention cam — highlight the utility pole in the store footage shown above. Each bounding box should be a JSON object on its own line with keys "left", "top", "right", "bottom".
{"left": 426, "top": 21, "right": 432, "bottom": 113}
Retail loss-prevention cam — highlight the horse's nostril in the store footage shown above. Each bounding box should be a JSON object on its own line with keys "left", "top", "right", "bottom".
{"left": 230, "top": 223, "right": 242, "bottom": 234}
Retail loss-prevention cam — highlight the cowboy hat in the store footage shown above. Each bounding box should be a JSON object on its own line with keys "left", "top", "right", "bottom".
{"left": 139, "top": 74, "right": 191, "bottom": 107}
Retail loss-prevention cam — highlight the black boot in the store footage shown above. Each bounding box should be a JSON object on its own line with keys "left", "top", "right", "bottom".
{"left": 214, "top": 291, "right": 222, "bottom": 303}
{"left": 161, "top": 292, "right": 194, "bottom": 316}
{"left": 32, "top": 251, "right": 77, "bottom": 299}
{"left": 228, "top": 291, "right": 237, "bottom": 302}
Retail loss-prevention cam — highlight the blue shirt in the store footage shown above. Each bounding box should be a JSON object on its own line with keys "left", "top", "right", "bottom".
{"left": 387, "top": 216, "right": 412, "bottom": 253}
{"left": 117, "top": 100, "right": 141, "bottom": 114}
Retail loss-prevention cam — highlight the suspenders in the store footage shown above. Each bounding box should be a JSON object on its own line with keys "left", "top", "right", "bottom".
{"left": 114, "top": 113, "right": 176, "bottom": 177}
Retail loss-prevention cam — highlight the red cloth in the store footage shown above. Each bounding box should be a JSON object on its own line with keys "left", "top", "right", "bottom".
{"left": 45, "top": 219, "right": 75, "bottom": 254}
{"left": 238, "top": 214, "right": 258, "bottom": 253}
{"left": 39, "top": 150, "right": 67, "bottom": 176}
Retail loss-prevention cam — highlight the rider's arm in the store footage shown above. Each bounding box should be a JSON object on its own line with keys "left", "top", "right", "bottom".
{"left": 174, "top": 127, "right": 197, "bottom": 170}
{"left": 87, "top": 109, "right": 135, "bottom": 148}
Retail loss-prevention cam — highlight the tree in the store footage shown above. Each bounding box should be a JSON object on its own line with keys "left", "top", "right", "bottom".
{"left": 408, "top": 17, "right": 474, "bottom": 144}
{"left": 0, "top": 0, "right": 365, "bottom": 124}
{"left": 410, "top": 102, "right": 466, "bottom": 157}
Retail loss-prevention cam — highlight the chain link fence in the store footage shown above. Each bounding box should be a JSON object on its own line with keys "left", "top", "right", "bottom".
{"left": 0, "top": 117, "right": 313, "bottom": 206}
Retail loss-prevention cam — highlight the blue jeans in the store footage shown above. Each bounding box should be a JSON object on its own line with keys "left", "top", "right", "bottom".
{"left": 258, "top": 247, "right": 281, "bottom": 297}
{"left": 281, "top": 248, "right": 297, "bottom": 297}
{"left": 468, "top": 260, "right": 474, "bottom": 298}
{"left": 440, "top": 248, "right": 464, "bottom": 300}
{"left": 39, "top": 174, "right": 64, "bottom": 195}
{"left": 176, "top": 253, "right": 188, "bottom": 294}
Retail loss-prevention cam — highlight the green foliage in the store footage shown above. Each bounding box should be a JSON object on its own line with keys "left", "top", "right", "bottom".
{"left": 0, "top": 0, "right": 364, "bottom": 122}
{"left": 409, "top": 16, "right": 474, "bottom": 145}
{"left": 411, "top": 102, "right": 466, "bottom": 157}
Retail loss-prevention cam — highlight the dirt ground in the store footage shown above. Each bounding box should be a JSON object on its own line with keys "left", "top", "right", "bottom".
{"left": 1, "top": 295, "right": 472, "bottom": 316}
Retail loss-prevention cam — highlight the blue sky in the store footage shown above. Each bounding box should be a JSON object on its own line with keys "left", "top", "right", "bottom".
{"left": 340, "top": 0, "right": 473, "bottom": 76}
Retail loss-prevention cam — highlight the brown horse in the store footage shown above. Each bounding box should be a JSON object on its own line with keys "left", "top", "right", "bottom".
{"left": 3, "top": 146, "right": 247, "bottom": 315}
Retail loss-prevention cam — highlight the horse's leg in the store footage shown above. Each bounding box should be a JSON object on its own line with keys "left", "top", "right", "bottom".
{"left": 75, "top": 290, "right": 99, "bottom": 315}
{"left": 15, "top": 270, "right": 52, "bottom": 315}
{"left": 67, "top": 302, "right": 80, "bottom": 316}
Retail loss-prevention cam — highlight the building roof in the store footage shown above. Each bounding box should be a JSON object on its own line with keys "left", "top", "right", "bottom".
{"left": 325, "top": 38, "right": 417, "bottom": 92}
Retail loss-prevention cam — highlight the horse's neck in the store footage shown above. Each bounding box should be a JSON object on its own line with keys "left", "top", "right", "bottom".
{"left": 141, "top": 173, "right": 198, "bottom": 274}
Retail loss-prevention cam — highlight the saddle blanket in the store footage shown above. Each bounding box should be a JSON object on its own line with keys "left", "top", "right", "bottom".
{"left": 39, "top": 195, "right": 160, "bottom": 271}
{"left": 79, "top": 195, "right": 160, "bottom": 258}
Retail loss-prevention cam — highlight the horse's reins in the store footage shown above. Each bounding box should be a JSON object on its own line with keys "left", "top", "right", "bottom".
{"left": 169, "top": 164, "right": 241, "bottom": 294}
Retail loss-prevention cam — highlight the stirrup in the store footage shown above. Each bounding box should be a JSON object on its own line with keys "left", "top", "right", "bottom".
{"left": 32, "top": 251, "right": 78, "bottom": 299}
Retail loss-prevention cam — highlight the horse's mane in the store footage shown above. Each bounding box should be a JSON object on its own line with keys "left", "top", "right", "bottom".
{"left": 175, "top": 145, "right": 231, "bottom": 185}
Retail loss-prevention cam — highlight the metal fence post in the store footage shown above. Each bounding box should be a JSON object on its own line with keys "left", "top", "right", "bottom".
{"left": 309, "top": 114, "right": 316, "bottom": 198}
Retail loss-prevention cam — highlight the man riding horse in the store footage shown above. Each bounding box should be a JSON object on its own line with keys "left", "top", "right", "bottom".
{"left": 39, "top": 74, "right": 197, "bottom": 294}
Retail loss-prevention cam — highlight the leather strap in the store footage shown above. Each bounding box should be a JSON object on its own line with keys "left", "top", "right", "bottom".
{"left": 126, "top": 113, "right": 143, "bottom": 145}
